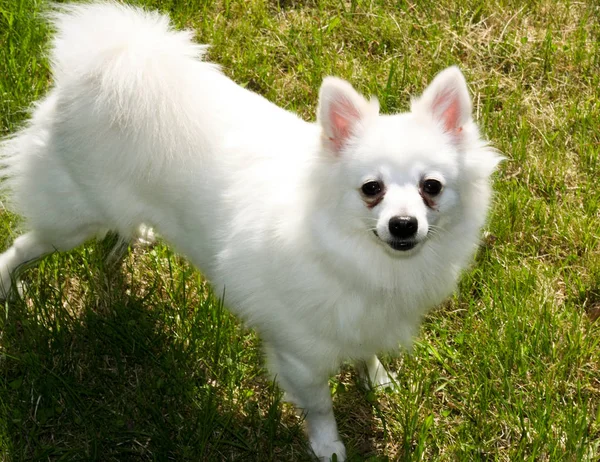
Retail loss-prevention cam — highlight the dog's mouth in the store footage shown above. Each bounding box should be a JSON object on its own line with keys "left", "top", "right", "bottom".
{"left": 372, "top": 230, "right": 418, "bottom": 252}
{"left": 388, "top": 239, "right": 417, "bottom": 251}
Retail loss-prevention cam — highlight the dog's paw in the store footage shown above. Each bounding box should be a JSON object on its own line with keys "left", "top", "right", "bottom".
{"left": 358, "top": 356, "right": 398, "bottom": 391}
{"left": 0, "top": 265, "right": 14, "bottom": 301}
{"left": 311, "top": 439, "right": 346, "bottom": 461}
{"left": 367, "top": 367, "right": 398, "bottom": 390}
{"left": 136, "top": 225, "right": 156, "bottom": 247}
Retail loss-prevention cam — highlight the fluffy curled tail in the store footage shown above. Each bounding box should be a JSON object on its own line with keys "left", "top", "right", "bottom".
{"left": 48, "top": 1, "right": 208, "bottom": 82}
{"left": 0, "top": 1, "right": 217, "bottom": 204}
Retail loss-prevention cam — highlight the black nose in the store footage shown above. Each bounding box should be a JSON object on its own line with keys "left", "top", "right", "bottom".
{"left": 388, "top": 216, "right": 418, "bottom": 239}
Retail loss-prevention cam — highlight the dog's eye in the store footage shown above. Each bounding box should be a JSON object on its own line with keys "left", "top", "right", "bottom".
{"left": 361, "top": 181, "right": 383, "bottom": 197}
{"left": 422, "top": 179, "right": 443, "bottom": 196}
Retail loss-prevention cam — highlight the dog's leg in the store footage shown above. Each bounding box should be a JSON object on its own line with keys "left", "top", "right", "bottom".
{"left": 357, "top": 355, "right": 397, "bottom": 390}
{"left": 267, "top": 348, "right": 346, "bottom": 461}
{"left": 0, "top": 232, "right": 55, "bottom": 298}
{"left": 136, "top": 224, "right": 156, "bottom": 247}
{"left": 0, "top": 228, "right": 97, "bottom": 299}
{"left": 101, "top": 225, "right": 156, "bottom": 267}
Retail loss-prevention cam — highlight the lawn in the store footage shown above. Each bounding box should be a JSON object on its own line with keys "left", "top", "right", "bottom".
{"left": 1, "top": 0, "right": 599, "bottom": 460}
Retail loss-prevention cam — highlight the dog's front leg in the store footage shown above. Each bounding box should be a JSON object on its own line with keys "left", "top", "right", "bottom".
{"left": 357, "top": 355, "right": 397, "bottom": 390}
{"left": 266, "top": 347, "right": 346, "bottom": 461}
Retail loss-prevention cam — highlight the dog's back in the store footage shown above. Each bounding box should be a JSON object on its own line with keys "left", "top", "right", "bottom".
{"left": 0, "top": 3, "right": 308, "bottom": 265}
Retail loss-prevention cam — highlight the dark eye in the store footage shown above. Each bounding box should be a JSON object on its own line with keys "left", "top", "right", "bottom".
{"left": 422, "top": 179, "right": 443, "bottom": 196}
{"left": 361, "top": 180, "right": 383, "bottom": 197}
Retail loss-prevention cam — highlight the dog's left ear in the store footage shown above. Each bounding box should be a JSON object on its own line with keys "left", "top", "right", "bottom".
{"left": 318, "top": 77, "right": 379, "bottom": 156}
{"left": 411, "top": 66, "right": 472, "bottom": 139}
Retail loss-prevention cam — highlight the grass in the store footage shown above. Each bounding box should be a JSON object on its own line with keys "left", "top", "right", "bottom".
{"left": 1, "top": 0, "right": 599, "bottom": 460}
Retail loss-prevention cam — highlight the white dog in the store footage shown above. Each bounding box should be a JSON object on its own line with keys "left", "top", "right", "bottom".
{"left": 0, "top": 3, "right": 501, "bottom": 459}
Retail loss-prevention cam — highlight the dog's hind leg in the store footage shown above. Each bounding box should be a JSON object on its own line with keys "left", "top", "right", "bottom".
{"left": 0, "top": 226, "right": 99, "bottom": 299}
{"left": 0, "top": 232, "right": 54, "bottom": 298}
{"left": 136, "top": 224, "right": 156, "bottom": 247}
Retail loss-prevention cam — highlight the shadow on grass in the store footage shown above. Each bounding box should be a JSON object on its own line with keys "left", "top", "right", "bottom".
{"left": 0, "top": 241, "right": 311, "bottom": 461}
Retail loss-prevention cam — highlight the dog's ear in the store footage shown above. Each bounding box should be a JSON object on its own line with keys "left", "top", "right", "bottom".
{"left": 318, "top": 77, "right": 379, "bottom": 156}
{"left": 411, "top": 66, "right": 472, "bottom": 139}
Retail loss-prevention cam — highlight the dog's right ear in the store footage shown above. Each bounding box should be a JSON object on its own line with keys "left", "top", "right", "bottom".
{"left": 318, "top": 77, "right": 379, "bottom": 156}
{"left": 410, "top": 66, "right": 472, "bottom": 142}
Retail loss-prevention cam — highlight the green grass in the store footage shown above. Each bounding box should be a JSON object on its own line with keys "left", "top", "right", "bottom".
{"left": 1, "top": 0, "right": 599, "bottom": 460}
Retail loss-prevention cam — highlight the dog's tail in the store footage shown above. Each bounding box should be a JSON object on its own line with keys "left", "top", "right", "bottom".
{"left": 0, "top": 2, "right": 214, "bottom": 198}
{"left": 48, "top": 2, "right": 209, "bottom": 83}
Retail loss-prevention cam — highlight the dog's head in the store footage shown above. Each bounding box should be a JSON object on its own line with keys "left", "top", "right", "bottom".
{"left": 315, "top": 67, "right": 501, "bottom": 258}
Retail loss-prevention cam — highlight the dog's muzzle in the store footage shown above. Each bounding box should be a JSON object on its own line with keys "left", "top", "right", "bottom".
{"left": 372, "top": 229, "right": 418, "bottom": 252}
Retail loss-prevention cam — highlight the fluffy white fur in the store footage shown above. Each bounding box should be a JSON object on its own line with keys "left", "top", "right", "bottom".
{"left": 0, "top": 3, "right": 501, "bottom": 460}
